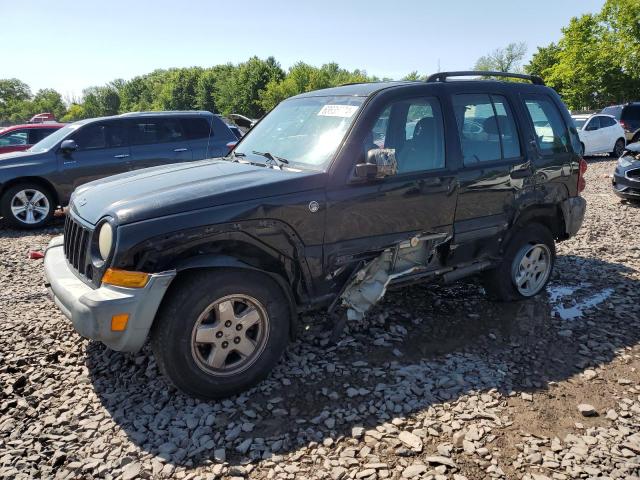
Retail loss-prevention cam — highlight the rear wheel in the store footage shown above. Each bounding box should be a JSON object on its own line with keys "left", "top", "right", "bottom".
{"left": 1, "top": 183, "right": 54, "bottom": 229}
{"left": 611, "top": 138, "right": 625, "bottom": 158}
{"left": 482, "top": 223, "right": 556, "bottom": 301}
{"left": 151, "top": 269, "right": 291, "bottom": 399}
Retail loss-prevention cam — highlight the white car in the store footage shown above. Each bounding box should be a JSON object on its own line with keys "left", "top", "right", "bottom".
{"left": 572, "top": 113, "right": 626, "bottom": 157}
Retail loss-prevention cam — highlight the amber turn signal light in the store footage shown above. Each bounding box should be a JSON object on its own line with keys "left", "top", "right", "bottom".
{"left": 111, "top": 313, "right": 129, "bottom": 331}
{"left": 102, "top": 268, "right": 150, "bottom": 288}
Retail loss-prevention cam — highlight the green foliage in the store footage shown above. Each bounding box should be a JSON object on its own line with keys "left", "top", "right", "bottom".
{"left": 61, "top": 104, "right": 86, "bottom": 122}
{"left": 526, "top": 0, "right": 640, "bottom": 110}
{"left": 474, "top": 42, "right": 528, "bottom": 73}
{"left": 0, "top": 79, "right": 67, "bottom": 124}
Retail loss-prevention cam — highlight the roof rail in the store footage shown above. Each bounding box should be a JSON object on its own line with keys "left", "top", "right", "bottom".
{"left": 426, "top": 71, "right": 545, "bottom": 86}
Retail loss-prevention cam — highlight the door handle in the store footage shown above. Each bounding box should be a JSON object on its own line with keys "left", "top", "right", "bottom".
{"left": 174, "top": 148, "right": 189, "bottom": 152}
{"left": 113, "top": 154, "right": 130, "bottom": 159}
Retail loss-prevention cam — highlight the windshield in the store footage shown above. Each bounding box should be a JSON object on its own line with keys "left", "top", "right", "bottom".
{"left": 234, "top": 95, "right": 366, "bottom": 169}
{"left": 28, "top": 123, "right": 82, "bottom": 152}
{"left": 572, "top": 117, "right": 587, "bottom": 129}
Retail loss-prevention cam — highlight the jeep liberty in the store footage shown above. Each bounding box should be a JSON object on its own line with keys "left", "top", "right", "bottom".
{"left": 44, "top": 71, "right": 587, "bottom": 399}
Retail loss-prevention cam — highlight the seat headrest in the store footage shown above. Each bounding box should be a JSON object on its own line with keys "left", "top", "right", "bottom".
{"left": 413, "top": 117, "right": 436, "bottom": 138}
{"left": 483, "top": 115, "right": 511, "bottom": 135}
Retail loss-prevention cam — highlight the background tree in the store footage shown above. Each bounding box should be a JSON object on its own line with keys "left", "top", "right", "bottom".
{"left": 474, "top": 42, "right": 527, "bottom": 72}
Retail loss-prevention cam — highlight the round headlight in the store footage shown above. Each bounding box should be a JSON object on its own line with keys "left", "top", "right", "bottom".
{"left": 98, "top": 222, "right": 113, "bottom": 260}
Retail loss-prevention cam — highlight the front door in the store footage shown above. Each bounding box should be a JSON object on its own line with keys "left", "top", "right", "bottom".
{"left": 58, "top": 121, "right": 131, "bottom": 192}
{"left": 324, "top": 95, "right": 458, "bottom": 275}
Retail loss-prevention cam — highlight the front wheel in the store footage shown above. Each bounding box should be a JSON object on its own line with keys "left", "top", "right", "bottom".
{"left": 151, "top": 269, "right": 291, "bottom": 399}
{"left": 482, "top": 223, "right": 556, "bottom": 301}
{"left": 1, "top": 183, "right": 54, "bottom": 229}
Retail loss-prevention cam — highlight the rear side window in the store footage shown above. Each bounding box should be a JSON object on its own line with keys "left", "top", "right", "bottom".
{"left": 157, "top": 119, "right": 184, "bottom": 143}
{"left": 453, "top": 94, "right": 521, "bottom": 165}
{"left": 182, "top": 117, "right": 211, "bottom": 140}
{"left": 624, "top": 105, "right": 640, "bottom": 121}
{"left": 524, "top": 97, "right": 570, "bottom": 154}
{"left": 600, "top": 116, "right": 616, "bottom": 128}
{"left": 602, "top": 106, "right": 622, "bottom": 119}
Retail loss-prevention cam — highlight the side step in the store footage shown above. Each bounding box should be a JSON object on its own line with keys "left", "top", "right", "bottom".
{"left": 442, "top": 261, "right": 492, "bottom": 284}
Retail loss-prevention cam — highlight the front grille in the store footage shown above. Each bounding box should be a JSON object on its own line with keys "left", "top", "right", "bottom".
{"left": 627, "top": 168, "right": 640, "bottom": 180}
{"left": 63, "top": 215, "right": 93, "bottom": 276}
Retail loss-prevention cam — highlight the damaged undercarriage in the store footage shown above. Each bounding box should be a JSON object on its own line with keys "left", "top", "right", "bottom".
{"left": 337, "top": 232, "right": 450, "bottom": 321}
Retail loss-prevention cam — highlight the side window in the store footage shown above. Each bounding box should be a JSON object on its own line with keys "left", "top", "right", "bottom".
{"left": 157, "top": 119, "right": 185, "bottom": 143}
{"left": 625, "top": 106, "right": 640, "bottom": 121}
{"left": 453, "top": 94, "right": 521, "bottom": 165}
{"left": 130, "top": 120, "right": 159, "bottom": 146}
{"left": 586, "top": 116, "right": 601, "bottom": 130}
{"left": 71, "top": 124, "right": 108, "bottom": 150}
{"left": 365, "top": 97, "right": 445, "bottom": 173}
{"left": 182, "top": 118, "right": 211, "bottom": 140}
{"left": 0, "top": 129, "right": 28, "bottom": 146}
{"left": 601, "top": 116, "right": 616, "bottom": 128}
{"left": 524, "top": 97, "right": 570, "bottom": 154}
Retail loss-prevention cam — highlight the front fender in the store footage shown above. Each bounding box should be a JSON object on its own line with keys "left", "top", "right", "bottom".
{"left": 173, "top": 253, "right": 298, "bottom": 339}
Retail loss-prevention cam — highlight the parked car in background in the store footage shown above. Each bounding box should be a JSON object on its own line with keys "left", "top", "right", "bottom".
{"left": 0, "top": 123, "right": 64, "bottom": 154}
{"left": 44, "top": 71, "right": 587, "bottom": 399}
{"left": 612, "top": 141, "right": 640, "bottom": 201}
{"left": 601, "top": 102, "right": 640, "bottom": 144}
{"left": 0, "top": 111, "right": 236, "bottom": 228}
{"left": 29, "top": 112, "right": 57, "bottom": 123}
{"left": 571, "top": 113, "right": 626, "bottom": 157}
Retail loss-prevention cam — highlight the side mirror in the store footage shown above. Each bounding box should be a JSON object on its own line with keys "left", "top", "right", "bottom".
{"left": 355, "top": 148, "right": 398, "bottom": 180}
{"left": 60, "top": 139, "right": 78, "bottom": 153}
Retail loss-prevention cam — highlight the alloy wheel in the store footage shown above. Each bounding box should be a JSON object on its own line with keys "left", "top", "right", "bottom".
{"left": 190, "top": 294, "right": 270, "bottom": 376}
{"left": 511, "top": 243, "right": 552, "bottom": 297}
{"left": 10, "top": 189, "right": 50, "bottom": 225}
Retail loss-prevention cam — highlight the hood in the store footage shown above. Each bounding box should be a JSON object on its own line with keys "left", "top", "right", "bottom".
{"left": 71, "top": 158, "right": 325, "bottom": 225}
{"left": 625, "top": 141, "right": 640, "bottom": 153}
{"left": 0, "top": 150, "right": 49, "bottom": 171}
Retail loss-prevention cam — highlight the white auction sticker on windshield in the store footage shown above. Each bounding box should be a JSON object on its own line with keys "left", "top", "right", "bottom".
{"left": 317, "top": 104, "right": 359, "bottom": 117}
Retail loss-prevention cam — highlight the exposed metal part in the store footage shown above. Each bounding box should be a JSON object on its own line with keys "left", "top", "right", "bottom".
{"left": 339, "top": 233, "right": 448, "bottom": 321}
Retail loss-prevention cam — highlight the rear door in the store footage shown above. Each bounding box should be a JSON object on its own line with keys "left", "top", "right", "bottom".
{"left": 59, "top": 121, "right": 131, "bottom": 189}
{"left": 598, "top": 115, "right": 620, "bottom": 152}
{"left": 451, "top": 91, "right": 531, "bottom": 262}
{"left": 127, "top": 117, "right": 193, "bottom": 170}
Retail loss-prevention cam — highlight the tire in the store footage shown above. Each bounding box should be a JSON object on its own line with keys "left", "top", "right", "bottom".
{"left": 1, "top": 183, "right": 54, "bottom": 229}
{"left": 611, "top": 138, "right": 625, "bottom": 158}
{"left": 151, "top": 269, "right": 291, "bottom": 399}
{"left": 481, "top": 223, "right": 556, "bottom": 302}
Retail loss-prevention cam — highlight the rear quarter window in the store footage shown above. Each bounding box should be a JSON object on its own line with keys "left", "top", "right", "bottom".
{"left": 182, "top": 118, "right": 211, "bottom": 140}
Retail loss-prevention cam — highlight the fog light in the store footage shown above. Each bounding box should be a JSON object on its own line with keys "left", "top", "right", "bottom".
{"left": 111, "top": 314, "right": 129, "bottom": 331}
{"left": 102, "top": 268, "right": 149, "bottom": 288}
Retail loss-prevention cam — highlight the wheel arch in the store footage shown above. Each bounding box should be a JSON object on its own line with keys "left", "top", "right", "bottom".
{"left": 0, "top": 176, "right": 60, "bottom": 207}
{"left": 165, "top": 253, "right": 299, "bottom": 339}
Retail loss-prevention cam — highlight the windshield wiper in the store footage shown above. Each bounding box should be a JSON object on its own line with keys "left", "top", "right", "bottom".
{"left": 251, "top": 151, "right": 289, "bottom": 168}
{"left": 227, "top": 150, "right": 246, "bottom": 162}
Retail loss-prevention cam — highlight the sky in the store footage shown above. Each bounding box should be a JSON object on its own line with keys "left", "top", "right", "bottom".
{"left": 2, "top": 0, "right": 605, "bottom": 100}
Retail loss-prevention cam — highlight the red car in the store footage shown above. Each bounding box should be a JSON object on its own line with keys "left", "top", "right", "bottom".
{"left": 0, "top": 123, "right": 65, "bottom": 154}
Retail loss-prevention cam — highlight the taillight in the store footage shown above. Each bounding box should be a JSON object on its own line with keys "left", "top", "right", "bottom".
{"left": 577, "top": 157, "right": 588, "bottom": 193}
{"left": 619, "top": 120, "right": 628, "bottom": 131}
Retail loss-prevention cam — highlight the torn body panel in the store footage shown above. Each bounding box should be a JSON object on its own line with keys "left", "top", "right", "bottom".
{"left": 339, "top": 232, "right": 449, "bottom": 320}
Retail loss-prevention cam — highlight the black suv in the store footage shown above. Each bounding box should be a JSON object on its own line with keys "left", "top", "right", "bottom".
{"left": 601, "top": 102, "right": 640, "bottom": 144}
{"left": 44, "top": 71, "right": 587, "bottom": 399}
{"left": 0, "top": 111, "right": 236, "bottom": 228}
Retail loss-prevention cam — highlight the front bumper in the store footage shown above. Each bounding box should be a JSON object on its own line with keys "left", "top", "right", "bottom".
{"left": 44, "top": 236, "right": 176, "bottom": 352}
{"left": 560, "top": 196, "right": 587, "bottom": 238}
{"left": 612, "top": 166, "right": 640, "bottom": 200}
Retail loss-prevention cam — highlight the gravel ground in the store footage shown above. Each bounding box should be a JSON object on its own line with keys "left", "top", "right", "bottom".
{"left": 1, "top": 157, "right": 639, "bottom": 480}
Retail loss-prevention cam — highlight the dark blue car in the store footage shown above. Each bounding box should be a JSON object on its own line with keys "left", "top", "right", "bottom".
{"left": 0, "top": 111, "right": 236, "bottom": 228}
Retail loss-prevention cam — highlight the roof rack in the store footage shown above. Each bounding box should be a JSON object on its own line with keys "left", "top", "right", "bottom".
{"left": 426, "top": 71, "right": 545, "bottom": 86}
